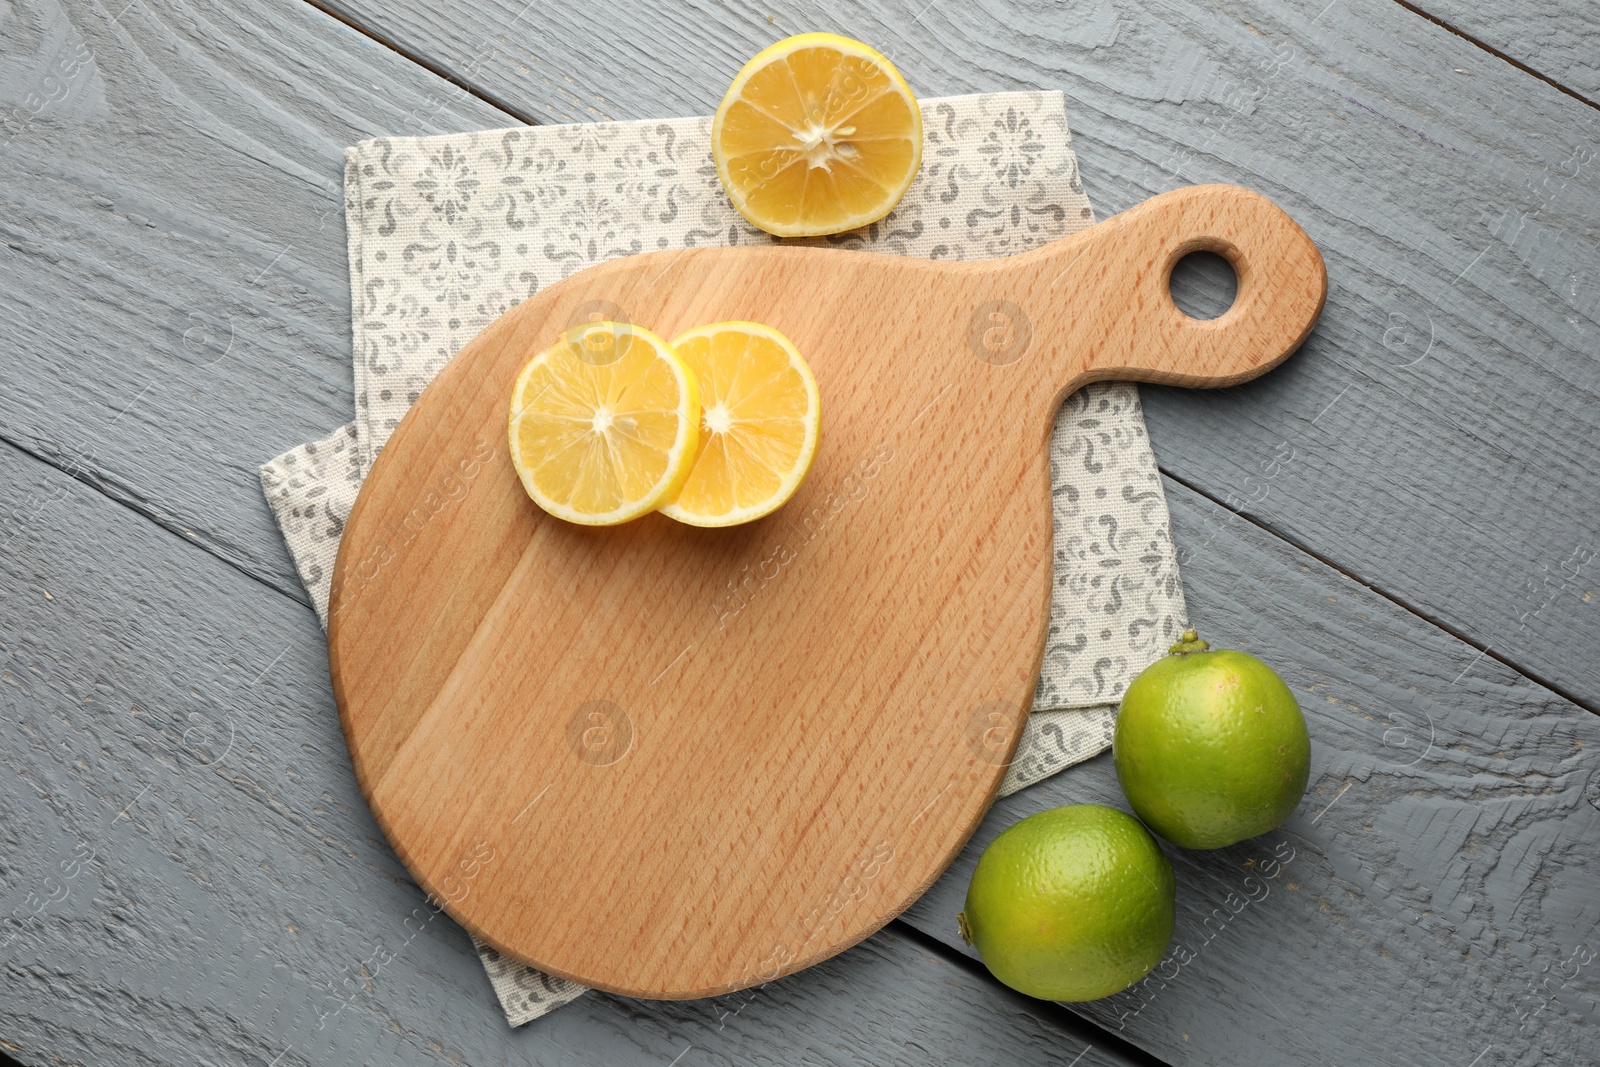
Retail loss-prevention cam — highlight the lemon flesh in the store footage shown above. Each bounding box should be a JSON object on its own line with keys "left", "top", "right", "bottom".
{"left": 659, "top": 321, "right": 820, "bottom": 527}
{"left": 712, "top": 33, "right": 922, "bottom": 237}
{"left": 960, "top": 804, "right": 1176, "bottom": 1002}
{"left": 508, "top": 321, "right": 700, "bottom": 526}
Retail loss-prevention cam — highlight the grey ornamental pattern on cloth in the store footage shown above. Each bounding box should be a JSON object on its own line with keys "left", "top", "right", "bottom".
{"left": 259, "top": 89, "right": 1188, "bottom": 1025}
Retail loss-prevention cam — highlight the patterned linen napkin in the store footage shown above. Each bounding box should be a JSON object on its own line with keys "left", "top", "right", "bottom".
{"left": 260, "top": 90, "right": 1187, "bottom": 1025}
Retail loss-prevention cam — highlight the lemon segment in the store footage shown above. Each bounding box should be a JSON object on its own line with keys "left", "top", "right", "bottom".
{"left": 508, "top": 322, "right": 700, "bottom": 526}
{"left": 659, "top": 322, "right": 821, "bottom": 527}
{"left": 712, "top": 33, "right": 922, "bottom": 237}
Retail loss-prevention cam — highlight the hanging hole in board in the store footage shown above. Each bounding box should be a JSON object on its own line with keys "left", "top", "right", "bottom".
{"left": 1168, "top": 251, "right": 1239, "bottom": 321}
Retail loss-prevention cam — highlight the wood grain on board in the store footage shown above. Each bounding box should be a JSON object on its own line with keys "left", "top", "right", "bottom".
{"left": 327, "top": 185, "right": 1324, "bottom": 997}
{"left": 0, "top": 440, "right": 1146, "bottom": 1066}
{"left": 299, "top": 0, "right": 1600, "bottom": 713}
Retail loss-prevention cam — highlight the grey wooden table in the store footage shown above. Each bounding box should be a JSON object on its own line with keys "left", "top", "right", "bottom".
{"left": 2, "top": 0, "right": 1597, "bottom": 1064}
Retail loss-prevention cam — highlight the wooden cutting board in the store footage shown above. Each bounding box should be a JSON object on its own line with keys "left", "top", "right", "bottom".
{"left": 327, "top": 183, "right": 1326, "bottom": 1000}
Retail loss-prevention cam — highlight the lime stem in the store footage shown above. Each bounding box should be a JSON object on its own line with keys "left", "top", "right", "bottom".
{"left": 1168, "top": 628, "right": 1212, "bottom": 655}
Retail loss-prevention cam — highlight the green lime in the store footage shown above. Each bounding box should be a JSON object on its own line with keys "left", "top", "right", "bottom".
{"left": 1114, "top": 629, "right": 1311, "bottom": 849}
{"left": 958, "top": 804, "right": 1174, "bottom": 1001}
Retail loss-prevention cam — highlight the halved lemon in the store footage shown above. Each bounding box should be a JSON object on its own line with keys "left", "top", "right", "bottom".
{"left": 712, "top": 33, "right": 923, "bottom": 237}
{"left": 659, "top": 322, "right": 821, "bottom": 527}
{"left": 508, "top": 321, "right": 700, "bottom": 526}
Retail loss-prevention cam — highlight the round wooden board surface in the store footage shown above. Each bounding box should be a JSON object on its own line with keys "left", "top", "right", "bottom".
{"left": 326, "top": 185, "right": 1325, "bottom": 998}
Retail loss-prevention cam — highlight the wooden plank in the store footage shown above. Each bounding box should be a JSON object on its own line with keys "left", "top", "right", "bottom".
{"left": 900, "top": 475, "right": 1600, "bottom": 1065}
{"left": 1410, "top": 0, "right": 1600, "bottom": 103}
{"left": 297, "top": 0, "right": 1600, "bottom": 712}
{"left": 0, "top": 0, "right": 511, "bottom": 598}
{"left": 0, "top": 438, "right": 1147, "bottom": 1065}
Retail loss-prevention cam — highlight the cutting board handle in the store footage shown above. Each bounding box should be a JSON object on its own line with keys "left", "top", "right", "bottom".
{"left": 1005, "top": 183, "right": 1327, "bottom": 400}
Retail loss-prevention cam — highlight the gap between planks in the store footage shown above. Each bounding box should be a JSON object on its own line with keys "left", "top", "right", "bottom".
{"left": 0, "top": 434, "right": 312, "bottom": 614}
{"left": 890, "top": 922, "right": 1174, "bottom": 1067}
{"left": 1162, "top": 468, "right": 1600, "bottom": 720}
{"left": 294, "top": 0, "right": 544, "bottom": 126}
{"left": 284, "top": 0, "right": 1600, "bottom": 124}
{"left": 1389, "top": 0, "right": 1600, "bottom": 111}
